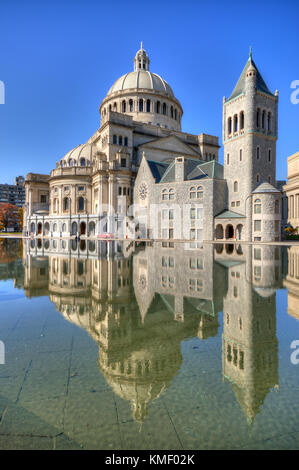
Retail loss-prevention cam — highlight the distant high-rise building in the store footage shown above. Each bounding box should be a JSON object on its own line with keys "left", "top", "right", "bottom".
{"left": 0, "top": 176, "right": 25, "bottom": 207}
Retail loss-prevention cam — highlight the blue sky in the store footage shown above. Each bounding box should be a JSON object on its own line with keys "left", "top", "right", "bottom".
{"left": 0, "top": 0, "right": 298, "bottom": 183}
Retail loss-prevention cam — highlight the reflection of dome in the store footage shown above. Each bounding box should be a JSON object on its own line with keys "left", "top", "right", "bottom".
{"left": 254, "top": 287, "right": 276, "bottom": 298}
{"left": 108, "top": 71, "right": 174, "bottom": 97}
{"left": 98, "top": 342, "right": 182, "bottom": 423}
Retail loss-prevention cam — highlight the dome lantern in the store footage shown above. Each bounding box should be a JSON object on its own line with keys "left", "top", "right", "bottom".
{"left": 134, "top": 42, "right": 150, "bottom": 72}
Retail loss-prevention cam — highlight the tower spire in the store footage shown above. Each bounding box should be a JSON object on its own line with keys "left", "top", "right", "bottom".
{"left": 134, "top": 43, "right": 150, "bottom": 71}
{"left": 249, "top": 45, "right": 252, "bottom": 60}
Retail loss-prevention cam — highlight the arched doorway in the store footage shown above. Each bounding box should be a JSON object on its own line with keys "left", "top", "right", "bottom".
{"left": 215, "top": 244, "right": 224, "bottom": 254}
{"left": 236, "top": 224, "right": 243, "bottom": 240}
{"left": 226, "top": 244, "right": 234, "bottom": 254}
{"left": 226, "top": 224, "right": 234, "bottom": 239}
{"left": 44, "top": 222, "right": 50, "bottom": 236}
{"left": 89, "top": 221, "right": 95, "bottom": 236}
{"left": 37, "top": 223, "right": 42, "bottom": 235}
{"left": 80, "top": 239, "right": 86, "bottom": 251}
{"left": 72, "top": 222, "right": 77, "bottom": 236}
{"left": 215, "top": 224, "right": 224, "bottom": 240}
{"left": 80, "top": 222, "right": 86, "bottom": 235}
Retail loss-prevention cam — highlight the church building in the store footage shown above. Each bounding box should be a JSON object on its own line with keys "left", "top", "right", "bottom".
{"left": 24, "top": 45, "right": 283, "bottom": 242}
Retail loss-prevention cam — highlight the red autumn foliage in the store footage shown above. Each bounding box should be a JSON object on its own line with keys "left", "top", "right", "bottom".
{"left": 0, "top": 203, "right": 20, "bottom": 231}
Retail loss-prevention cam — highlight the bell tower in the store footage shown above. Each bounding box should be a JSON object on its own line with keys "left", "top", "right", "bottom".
{"left": 223, "top": 49, "right": 279, "bottom": 240}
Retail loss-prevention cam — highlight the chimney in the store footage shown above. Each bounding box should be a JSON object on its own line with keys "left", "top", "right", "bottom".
{"left": 175, "top": 157, "right": 186, "bottom": 182}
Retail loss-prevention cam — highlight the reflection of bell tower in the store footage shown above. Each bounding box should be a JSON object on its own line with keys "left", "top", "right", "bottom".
{"left": 222, "top": 247, "right": 279, "bottom": 424}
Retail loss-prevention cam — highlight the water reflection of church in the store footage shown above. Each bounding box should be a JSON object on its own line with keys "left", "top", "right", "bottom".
{"left": 20, "top": 238, "right": 292, "bottom": 423}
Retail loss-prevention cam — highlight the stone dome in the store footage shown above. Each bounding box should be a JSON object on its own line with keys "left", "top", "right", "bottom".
{"left": 59, "top": 143, "right": 95, "bottom": 167}
{"left": 107, "top": 71, "right": 174, "bottom": 97}
{"left": 107, "top": 43, "right": 174, "bottom": 98}
{"left": 100, "top": 44, "right": 183, "bottom": 131}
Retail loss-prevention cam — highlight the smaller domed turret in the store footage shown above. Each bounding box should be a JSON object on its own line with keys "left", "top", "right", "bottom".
{"left": 134, "top": 42, "right": 150, "bottom": 71}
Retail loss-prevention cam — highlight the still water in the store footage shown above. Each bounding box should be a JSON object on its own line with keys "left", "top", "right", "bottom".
{"left": 0, "top": 238, "right": 298, "bottom": 449}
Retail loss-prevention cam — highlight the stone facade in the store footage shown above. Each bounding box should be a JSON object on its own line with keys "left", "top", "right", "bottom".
{"left": 283, "top": 151, "right": 299, "bottom": 231}
{"left": 24, "top": 46, "right": 283, "bottom": 242}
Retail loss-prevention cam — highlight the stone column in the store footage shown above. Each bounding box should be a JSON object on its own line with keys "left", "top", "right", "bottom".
{"left": 108, "top": 175, "right": 116, "bottom": 234}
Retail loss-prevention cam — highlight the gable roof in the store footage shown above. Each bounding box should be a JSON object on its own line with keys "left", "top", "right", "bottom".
{"left": 215, "top": 210, "right": 245, "bottom": 219}
{"left": 228, "top": 57, "right": 274, "bottom": 102}
{"left": 146, "top": 160, "right": 169, "bottom": 182}
{"left": 146, "top": 157, "right": 224, "bottom": 184}
{"left": 139, "top": 134, "right": 201, "bottom": 157}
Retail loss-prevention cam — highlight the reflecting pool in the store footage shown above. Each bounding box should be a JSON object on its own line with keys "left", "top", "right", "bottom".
{"left": 0, "top": 238, "right": 298, "bottom": 449}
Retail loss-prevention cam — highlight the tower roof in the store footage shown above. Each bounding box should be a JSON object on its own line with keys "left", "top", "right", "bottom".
{"left": 228, "top": 50, "right": 275, "bottom": 101}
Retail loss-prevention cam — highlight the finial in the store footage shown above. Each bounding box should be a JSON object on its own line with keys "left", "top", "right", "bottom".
{"left": 141, "top": 41, "right": 143, "bottom": 50}
{"left": 249, "top": 45, "right": 252, "bottom": 60}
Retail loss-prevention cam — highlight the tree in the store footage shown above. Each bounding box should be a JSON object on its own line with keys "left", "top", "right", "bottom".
{"left": 0, "top": 203, "right": 20, "bottom": 232}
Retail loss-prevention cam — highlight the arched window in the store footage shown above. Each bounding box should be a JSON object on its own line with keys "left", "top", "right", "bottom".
{"left": 240, "top": 111, "right": 245, "bottom": 130}
{"left": 162, "top": 189, "right": 168, "bottom": 200}
{"left": 240, "top": 149, "right": 242, "bottom": 161}
{"left": 257, "top": 147, "right": 260, "bottom": 160}
{"left": 234, "top": 115, "right": 238, "bottom": 132}
{"left": 109, "top": 104, "right": 112, "bottom": 111}
{"left": 262, "top": 110, "right": 266, "bottom": 129}
{"left": 162, "top": 103, "right": 167, "bottom": 115}
{"left": 256, "top": 108, "right": 260, "bottom": 128}
{"left": 197, "top": 186, "right": 203, "bottom": 199}
{"left": 80, "top": 158, "right": 86, "bottom": 166}
{"left": 124, "top": 137, "right": 128, "bottom": 146}
{"left": 268, "top": 149, "right": 271, "bottom": 162}
{"left": 268, "top": 112, "right": 271, "bottom": 131}
{"left": 156, "top": 101, "right": 160, "bottom": 113}
{"left": 62, "top": 223, "right": 66, "bottom": 232}
{"left": 113, "top": 102, "right": 117, "bottom": 111}
{"left": 254, "top": 199, "right": 261, "bottom": 214}
{"left": 113, "top": 135, "right": 117, "bottom": 144}
{"left": 139, "top": 99, "right": 143, "bottom": 112}
{"left": 268, "top": 176, "right": 271, "bottom": 183}
{"left": 122, "top": 100, "right": 126, "bottom": 113}
{"left": 234, "top": 181, "right": 238, "bottom": 192}
{"left": 146, "top": 99, "right": 151, "bottom": 112}
{"left": 256, "top": 174, "right": 260, "bottom": 183}
{"left": 63, "top": 197, "right": 69, "bottom": 211}
{"left": 189, "top": 186, "right": 196, "bottom": 199}
{"left": 118, "top": 135, "right": 123, "bottom": 145}
{"left": 129, "top": 99, "right": 133, "bottom": 112}
{"left": 161, "top": 188, "right": 175, "bottom": 200}
{"left": 78, "top": 197, "right": 84, "bottom": 211}
{"left": 174, "top": 109, "right": 177, "bottom": 120}
{"left": 228, "top": 117, "right": 232, "bottom": 135}
{"left": 170, "top": 106, "right": 173, "bottom": 118}
{"left": 69, "top": 159, "right": 73, "bottom": 167}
